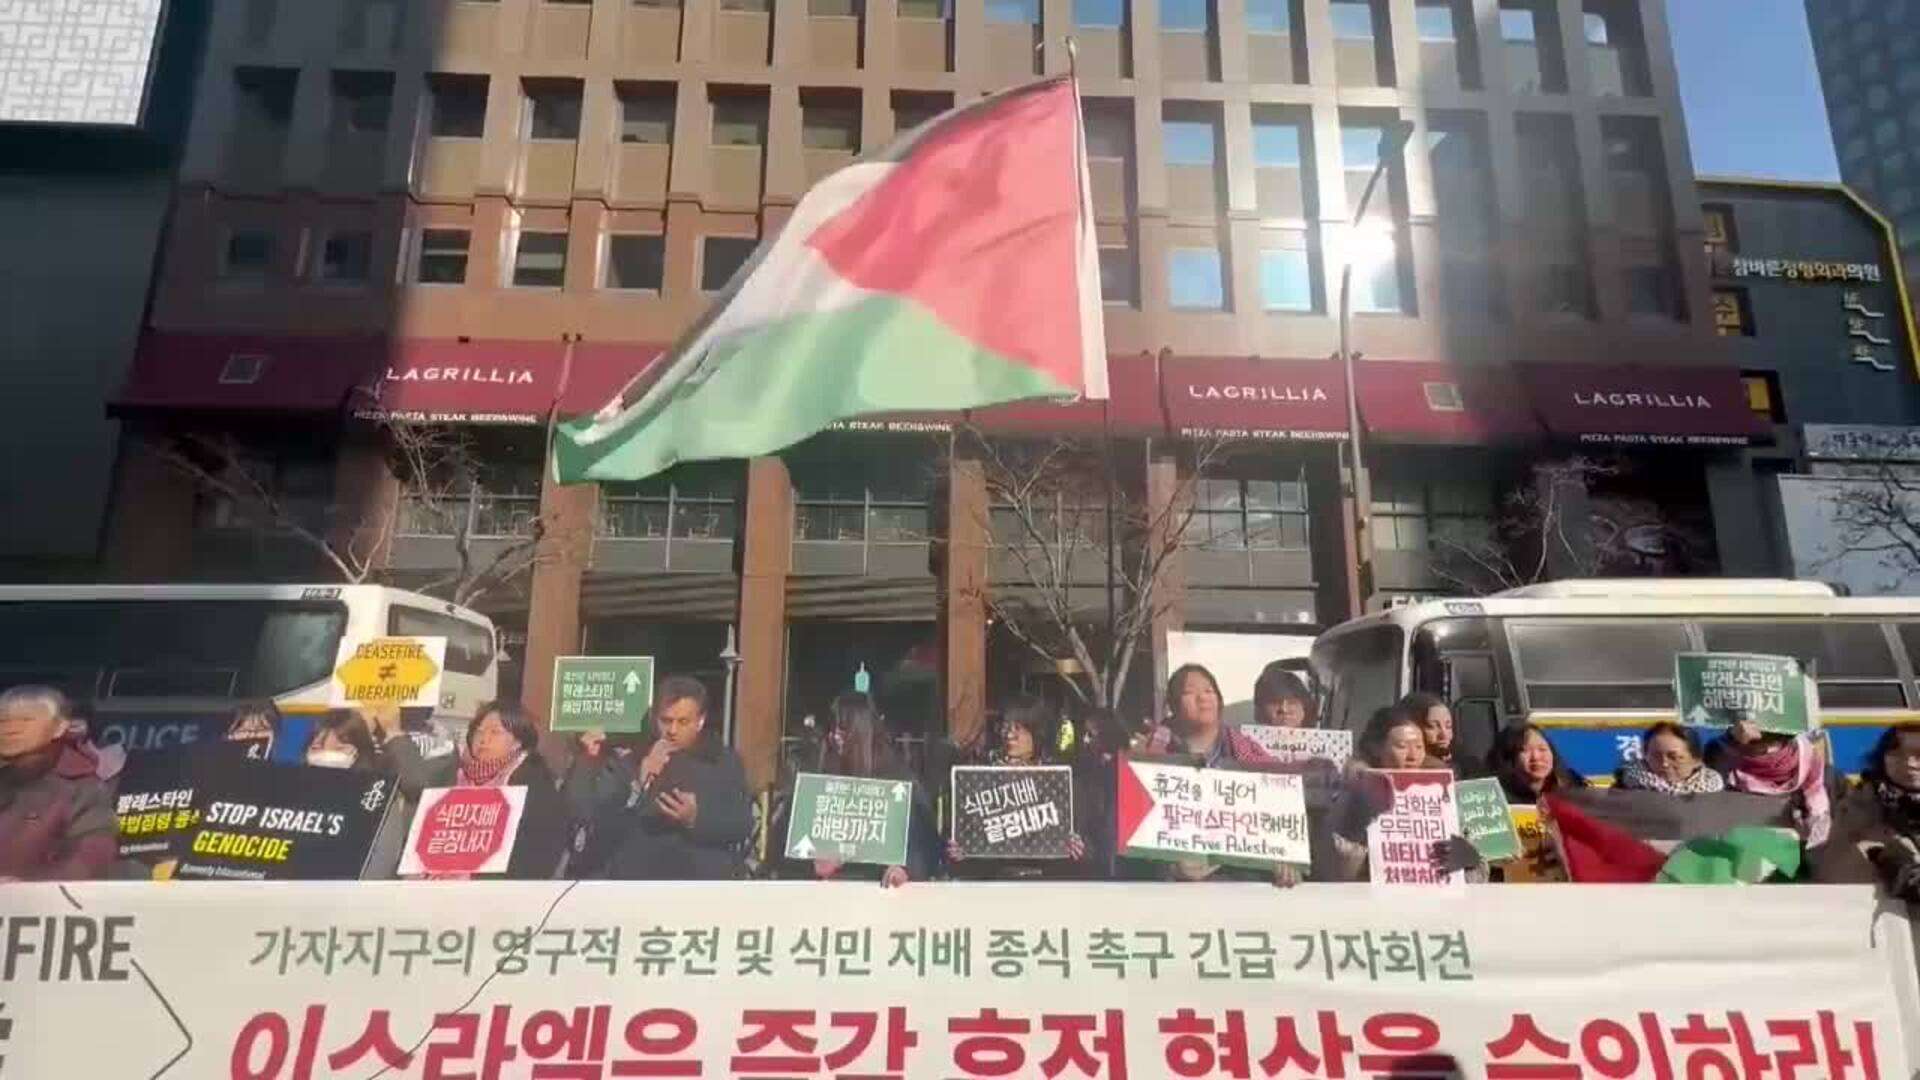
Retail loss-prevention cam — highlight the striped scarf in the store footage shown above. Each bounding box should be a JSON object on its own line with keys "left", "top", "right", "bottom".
{"left": 1619, "top": 760, "right": 1726, "bottom": 796}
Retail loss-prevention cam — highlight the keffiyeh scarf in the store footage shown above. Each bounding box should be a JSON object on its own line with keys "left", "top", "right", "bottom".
{"left": 1619, "top": 759, "right": 1726, "bottom": 795}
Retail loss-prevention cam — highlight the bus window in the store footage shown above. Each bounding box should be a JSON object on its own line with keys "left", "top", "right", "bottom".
{"left": 1412, "top": 618, "right": 1500, "bottom": 768}
{"left": 1701, "top": 621, "right": 1906, "bottom": 709}
{"left": 1321, "top": 626, "right": 1403, "bottom": 734}
{"left": 389, "top": 606, "right": 495, "bottom": 676}
{"left": 1509, "top": 620, "right": 1691, "bottom": 711}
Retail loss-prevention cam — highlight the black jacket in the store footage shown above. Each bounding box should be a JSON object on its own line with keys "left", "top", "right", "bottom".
{"left": 771, "top": 765, "right": 940, "bottom": 882}
{"left": 383, "top": 737, "right": 568, "bottom": 880}
{"left": 569, "top": 737, "right": 754, "bottom": 881}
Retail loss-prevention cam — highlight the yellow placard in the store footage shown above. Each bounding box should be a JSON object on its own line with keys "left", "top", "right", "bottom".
{"left": 331, "top": 636, "right": 447, "bottom": 707}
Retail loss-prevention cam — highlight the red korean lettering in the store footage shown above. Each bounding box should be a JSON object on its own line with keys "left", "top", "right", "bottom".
{"left": 424, "top": 1005, "right": 519, "bottom": 1080}
{"left": 523, "top": 1005, "right": 614, "bottom": 1079}
{"left": 949, "top": 1009, "right": 1031, "bottom": 1078}
{"left": 614, "top": 1008, "right": 701, "bottom": 1078}
{"left": 823, "top": 1008, "right": 919, "bottom": 1073}
{"left": 1041, "top": 1010, "right": 1128, "bottom": 1079}
{"left": 731, "top": 1009, "right": 820, "bottom": 1075}
{"left": 230, "top": 1006, "right": 324, "bottom": 1080}
{"left": 1484, "top": 1013, "right": 1578, "bottom": 1080}
{"left": 1356, "top": 1013, "right": 1450, "bottom": 1075}
{"left": 1159, "top": 1009, "right": 1249, "bottom": 1079}
{"left": 327, "top": 1009, "right": 413, "bottom": 1072}
{"left": 1259, "top": 1012, "right": 1353, "bottom": 1078}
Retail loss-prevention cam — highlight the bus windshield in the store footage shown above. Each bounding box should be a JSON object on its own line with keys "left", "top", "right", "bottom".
{"left": 0, "top": 599, "right": 348, "bottom": 702}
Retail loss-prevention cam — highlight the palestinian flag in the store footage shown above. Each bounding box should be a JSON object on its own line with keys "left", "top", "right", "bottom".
{"left": 554, "top": 77, "right": 1108, "bottom": 483}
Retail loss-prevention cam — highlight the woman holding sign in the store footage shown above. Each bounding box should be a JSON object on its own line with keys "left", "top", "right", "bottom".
{"left": 379, "top": 700, "right": 568, "bottom": 879}
{"left": 775, "top": 692, "right": 936, "bottom": 887}
{"left": 1713, "top": 721, "right": 1833, "bottom": 847}
{"left": 945, "top": 696, "right": 1091, "bottom": 880}
{"left": 1325, "top": 705, "right": 1482, "bottom": 882}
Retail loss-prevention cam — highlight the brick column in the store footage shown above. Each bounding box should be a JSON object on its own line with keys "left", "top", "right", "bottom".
{"left": 522, "top": 466, "right": 597, "bottom": 728}
{"left": 1145, "top": 441, "right": 1187, "bottom": 722}
{"left": 735, "top": 455, "right": 793, "bottom": 793}
{"left": 100, "top": 429, "right": 196, "bottom": 581}
{"left": 940, "top": 443, "right": 988, "bottom": 749}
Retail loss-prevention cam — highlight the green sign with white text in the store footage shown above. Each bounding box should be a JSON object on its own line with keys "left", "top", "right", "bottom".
{"left": 1454, "top": 777, "right": 1522, "bottom": 863}
{"left": 784, "top": 772, "right": 913, "bottom": 867}
{"left": 1674, "top": 652, "right": 1813, "bottom": 736}
{"left": 550, "top": 656, "right": 654, "bottom": 733}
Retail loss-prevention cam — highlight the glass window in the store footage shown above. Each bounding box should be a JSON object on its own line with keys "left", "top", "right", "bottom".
{"left": 1168, "top": 247, "right": 1225, "bottom": 310}
{"left": 1510, "top": 619, "right": 1691, "bottom": 710}
{"left": 223, "top": 230, "right": 274, "bottom": 279}
{"left": 1371, "top": 466, "right": 1493, "bottom": 552}
{"left": 986, "top": 0, "right": 1038, "bottom": 22}
{"left": 1341, "top": 125, "right": 1383, "bottom": 170}
{"left": 387, "top": 607, "right": 495, "bottom": 676}
{"left": 1353, "top": 249, "right": 1405, "bottom": 313}
{"left": 1581, "top": 10, "right": 1608, "bottom": 44}
{"left": 1099, "top": 246, "right": 1137, "bottom": 305}
{"left": 318, "top": 230, "right": 373, "bottom": 283}
{"left": 793, "top": 452, "right": 930, "bottom": 543}
{"left": 601, "top": 463, "right": 740, "bottom": 541}
{"left": 1711, "top": 621, "right": 1905, "bottom": 709}
{"left": 1160, "top": 0, "right": 1209, "bottom": 30}
{"left": 1499, "top": 6, "right": 1536, "bottom": 41}
{"left": 1416, "top": 1, "right": 1456, "bottom": 42}
{"left": 619, "top": 88, "right": 675, "bottom": 144}
{"left": 1245, "top": 0, "right": 1289, "bottom": 33}
{"left": 1260, "top": 247, "right": 1312, "bottom": 312}
{"left": 802, "top": 105, "right": 860, "bottom": 151}
{"left": 1191, "top": 474, "right": 1309, "bottom": 550}
{"left": 811, "top": 0, "right": 860, "bottom": 14}
{"left": 331, "top": 71, "right": 392, "bottom": 134}
{"left": 1252, "top": 121, "right": 1301, "bottom": 167}
{"left": 1323, "top": 625, "right": 1404, "bottom": 734}
{"left": 416, "top": 228, "right": 469, "bottom": 284}
{"left": 893, "top": 93, "right": 950, "bottom": 134}
{"left": 702, "top": 236, "right": 757, "bottom": 291}
{"left": 1162, "top": 118, "right": 1216, "bottom": 166}
{"left": 898, "top": 0, "right": 948, "bottom": 18}
{"left": 605, "top": 234, "right": 665, "bottom": 290}
{"left": 711, "top": 99, "right": 767, "bottom": 146}
{"left": 525, "top": 80, "right": 582, "bottom": 140}
{"left": 428, "top": 74, "right": 488, "bottom": 138}
{"left": 234, "top": 67, "right": 297, "bottom": 131}
{"left": 1624, "top": 264, "right": 1675, "bottom": 317}
{"left": 1330, "top": 0, "right": 1374, "bottom": 39}
{"left": 512, "top": 231, "right": 568, "bottom": 287}
{"left": 1083, "top": 108, "right": 1131, "bottom": 159}
{"left": 1075, "top": 0, "right": 1124, "bottom": 28}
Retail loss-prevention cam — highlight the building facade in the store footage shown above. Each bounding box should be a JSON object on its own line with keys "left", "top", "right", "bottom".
{"left": 106, "top": 0, "right": 1736, "bottom": 789}
{"left": 1805, "top": 0, "right": 1920, "bottom": 292}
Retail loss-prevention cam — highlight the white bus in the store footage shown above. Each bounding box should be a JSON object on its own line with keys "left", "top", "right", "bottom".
{"left": 0, "top": 584, "right": 498, "bottom": 761}
{"left": 1308, "top": 579, "right": 1920, "bottom": 779}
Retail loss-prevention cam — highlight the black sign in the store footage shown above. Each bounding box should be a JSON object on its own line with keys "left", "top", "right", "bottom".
{"left": 950, "top": 766, "right": 1074, "bottom": 859}
{"left": 113, "top": 748, "right": 396, "bottom": 880}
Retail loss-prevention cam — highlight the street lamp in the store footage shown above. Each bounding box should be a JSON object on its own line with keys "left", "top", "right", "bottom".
{"left": 719, "top": 624, "right": 742, "bottom": 747}
{"left": 1337, "top": 118, "right": 1417, "bottom": 615}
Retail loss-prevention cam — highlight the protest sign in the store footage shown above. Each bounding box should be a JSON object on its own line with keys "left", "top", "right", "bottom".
{"left": 784, "top": 772, "right": 913, "bottom": 866}
{"left": 550, "top": 656, "right": 654, "bottom": 733}
{"left": 331, "top": 635, "right": 447, "bottom": 708}
{"left": 950, "top": 766, "right": 1074, "bottom": 858}
{"left": 7, "top": 881, "right": 1915, "bottom": 1078}
{"left": 1455, "top": 777, "right": 1522, "bottom": 862}
{"left": 1674, "top": 652, "right": 1814, "bottom": 735}
{"left": 1502, "top": 804, "right": 1567, "bottom": 883}
{"left": 1115, "top": 757, "right": 1309, "bottom": 868}
{"left": 113, "top": 750, "right": 398, "bottom": 880}
{"left": 1237, "top": 725, "right": 1353, "bottom": 805}
{"left": 1367, "top": 769, "right": 1462, "bottom": 887}
{"left": 399, "top": 786, "right": 528, "bottom": 877}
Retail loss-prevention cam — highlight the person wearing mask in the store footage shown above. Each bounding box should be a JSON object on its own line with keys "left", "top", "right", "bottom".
{"left": 1617, "top": 722, "right": 1725, "bottom": 795}
{"left": 946, "top": 696, "right": 1090, "bottom": 880}
{"left": 1395, "top": 692, "right": 1478, "bottom": 776}
{"left": 570, "top": 676, "right": 753, "bottom": 881}
{"left": 1326, "top": 705, "right": 1478, "bottom": 882}
{"left": 1251, "top": 663, "right": 1317, "bottom": 729}
{"left": 305, "top": 709, "right": 382, "bottom": 771}
{"left": 1486, "top": 722, "right": 1584, "bottom": 805}
{"left": 377, "top": 700, "right": 568, "bottom": 879}
{"left": 225, "top": 701, "right": 282, "bottom": 763}
{"left": 780, "top": 692, "right": 935, "bottom": 887}
{"left": 1140, "top": 664, "right": 1297, "bottom": 886}
{"left": 0, "top": 686, "right": 116, "bottom": 882}
{"left": 1815, "top": 723, "right": 1920, "bottom": 891}
{"left": 1713, "top": 720, "right": 1832, "bottom": 848}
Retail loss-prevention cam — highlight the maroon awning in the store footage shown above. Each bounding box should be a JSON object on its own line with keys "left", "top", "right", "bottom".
{"left": 1356, "top": 359, "right": 1541, "bottom": 444}
{"left": 353, "top": 340, "right": 568, "bottom": 425}
{"left": 1519, "top": 363, "right": 1768, "bottom": 446}
{"left": 1159, "top": 356, "right": 1348, "bottom": 441}
{"left": 111, "top": 332, "right": 378, "bottom": 415}
{"left": 970, "top": 352, "right": 1162, "bottom": 435}
{"left": 560, "top": 342, "right": 668, "bottom": 418}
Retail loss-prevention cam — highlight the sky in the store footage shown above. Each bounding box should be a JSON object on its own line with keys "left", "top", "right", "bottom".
{"left": 1667, "top": 0, "right": 1840, "bottom": 181}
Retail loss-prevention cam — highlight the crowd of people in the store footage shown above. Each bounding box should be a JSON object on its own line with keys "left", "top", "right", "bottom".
{"left": 5, "top": 660, "right": 1920, "bottom": 901}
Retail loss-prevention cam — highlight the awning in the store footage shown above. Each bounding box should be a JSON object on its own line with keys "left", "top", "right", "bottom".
{"left": 1519, "top": 363, "right": 1768, "bottom": 446}
{"left": 111, "top": 332, "right": 378, "bottom": 415}
{"left": 353, "top": 340, "right": 568, "bottom": 425}
{"left": 559, "top": 343, "right": 668, "bottom": 418}
{"left": 970, "top": 352, "right": 1162, "bottom": 435}
{"left": 1159, "top": 356, "right": 1348, "bottom": 441}
{"left": 1355, "top": 359, "right": 1541, "bottom": 443}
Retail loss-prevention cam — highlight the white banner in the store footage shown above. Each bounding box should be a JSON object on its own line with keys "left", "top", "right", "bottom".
{"left": 3, "top": 883, "right": 1918, "bottom": 1078}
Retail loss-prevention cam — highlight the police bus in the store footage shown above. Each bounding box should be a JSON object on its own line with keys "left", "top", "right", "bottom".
{"left": 1308, "top": 579, "right": 1920, "bottom": 778}
{"left": 0, "top": 584, "right": 498, "bottom": 761}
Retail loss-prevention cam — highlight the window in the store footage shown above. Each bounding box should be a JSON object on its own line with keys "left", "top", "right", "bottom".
{"left": 898, "top": 0, "right": 948, "bottom": 18}
{"left": 222, "top": 229, "right": 274, "bottom": 280}
{"left": 1083, "top": 106, "right": 1131, "bottom": 159}
{"left": 1192, "top": 475, "right": 1309, "bottom": 550}
{"left": 1099, "top": 245, "right": 1137, "bottom": 305}
{"left": 1245, "top": 0, "right": 1289, "bottom": 33}
{"left": 702, "top": 236, "right": 757, "bottom": 291}
{"left": 524, "top": 79, "right": 582, "bottom": 140}
{"left": 711, "top": 97, "right": 767, "bottom": 146}
{"left": 1742, "top": 370, "right": 1784, "bottom": 422}
{"left": 1369, "top": 466, "right": 1493, "bottom": 553}
{"left": 1341, "top": 124, "right": 1383, "bottom": 171}
{"left": 1253, "top": 121, "right": 1301, "bottom": 167}
{"left": 1581, "top": 9, "right": 1607, "bottom": 43}
{"left": 1499, "top": 5, "right": 1535, "bottom": 40}
{"left": 428, "top": 74, "right": 489, "bottom": 138}
{"left": 1510, "top": 619, "right": 1691, "bottom": 710}
{"left": 618, "top": 85, "right": 675, "bottom": 144}
{"left": 317, "top": 230, "right": 373, "bottom": 283}
{"left": 1162, "top": 118, "right": 1215, "bottom": 166}
{"left": 811, "top": 0, "right": 860, "bottom": 14}
{"left": 600, "top": 463, "right": 740, "bottom": 540}
{"left": 793, "top": 453, "right": 930, "bottom": 543}
{"left": 1322, "top": 625, "right": 1403, "bottom": 734}
{"left": 892, "top": 92, "right": 950, "bottom": 135}
{"left": 388, "top": 608, "right": 494, "bottom": 676}
{"left": 399, "top": 458, "right": 544, "bottom": 538}
{"left": 1168, "top": 247, "right": 1225, "bottom": 310}
{"left": 1260, "top": 246, "right": 1312, "bottom": 312}
{"left": 233, "top": 66, "right": 297, "bottom": 133}
{"left": 1701, "top": 203, "right": 1736, "bottom": 249}
{"left": 512, "top": 231, "right": 569, "bottom": 287}
{"left": 416, "top": 228, "right": 469, "bottom": 284}
{"left": 1159, "top": 0, "right": 1209, "bottom": 31}
{"left": 986, "top": 0, "right": 1038, "bottom": 22}
{"left": 1624, "top": 263, "right": 1676, "bottom": 317}
{"left": 605, "top": 234, "right": 666, "bottom": 290}
{"left": 330, "top": 70, "right": 392, "bottom": 134}
{"left": 1330, "top": 0, "right": 1373, "bottom": 39}
{"left": 721, "top": 0, "right": 770, "bottom": 10}
{"left": 1415, "top": 0, "right": 1455, "bottom": 42}
{"left": 802, "top": 102, "right": 860, "bottom": 151}
{"left": 1706, "top": 622, "right": 1905, "bottom": 709}
{"left": 1075, "top": 0, "right": 1123, "bottom": 27}
{"left": 1713, "top": 288, "right": 1753, "bottom": 337}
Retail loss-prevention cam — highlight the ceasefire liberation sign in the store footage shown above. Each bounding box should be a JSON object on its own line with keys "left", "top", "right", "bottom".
{"left": 550, "top": 656, "right": 655, "bottom": 732}
{"left": 1674, "top": 652, "right": 1814, "bottom": 735}
{"left": 784, "top": 772, "right": 913, "bottom": 867}
{"left": 331, "top": 636, "right": 447, "bottom": 708}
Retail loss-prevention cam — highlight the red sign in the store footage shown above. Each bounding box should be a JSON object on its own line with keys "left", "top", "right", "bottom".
{"left": 1159, "top": 356, "right": 1350, "bottom": 441}
{"left": 409, "top": 787, "right": 513, "bottom": 875}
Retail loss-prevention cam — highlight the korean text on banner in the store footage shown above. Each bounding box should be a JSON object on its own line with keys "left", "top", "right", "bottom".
{"left": 785, "top": 772, "right": 913, "bottom": 867}
{"left": 1238, "top": 726, "right": 1353, "bottom": 806}
{"left": 951, "top": 766, "right": 1074, "bottom": 858}
{"left": 7, "top": 882, "right": 1917, "bottom": 1077}
{"left": 1368, "top": 769, "right": 1463, "bottom": 887}
{"left": 399, "top": 785, "right": 528, "bottom": 877}
{"left": 1116, "top": 757, "right": 1310, "bottom": 868}
{"left": 1454, "top": 777, "right": 1522, "bottom": 863}
{"left": 331, "top": 635, "right": 448, "bottom": 708}
{"left": 1674, "top": 652, "right": 1815, "bottom": 735}
{"left": 550, "top": 656, "right": 655, "bottom": 733}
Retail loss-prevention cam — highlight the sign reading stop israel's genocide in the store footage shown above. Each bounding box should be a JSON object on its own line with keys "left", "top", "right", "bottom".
{"left": 550, "top": 655, "right": 655, "bottom": 732}
{"left": 784, "top": 772, "right": 913, "bottom": 867}
{"left": 330, "top": 636, "right": 447, "bottom": 708}
{"left": 1674, "top": 652, "right": 1814, "bottom": 736}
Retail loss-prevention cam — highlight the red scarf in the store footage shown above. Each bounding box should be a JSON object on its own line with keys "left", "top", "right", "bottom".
{"left": 1728, "top": 735, "right": 1831, "bottom": 846}
{"left": 457, "top": 748, "right": 524, "bottom": 788}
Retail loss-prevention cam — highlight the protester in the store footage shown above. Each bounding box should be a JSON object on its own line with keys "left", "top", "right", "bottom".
{"left": 1715, "top": 720, "right": 1832, "bottom": 847}
{"left": 1325, "top": 706, "right": 1478, "bottom": 882}
{"left": 1252, "top": 663, "right": 1317, "bottom": 729}
{"left": 1617, "top": 722, "right": 1725, "bottom": 795}
{"left": 305, "top": 708, "right": 382, "bottom": 771}
{"left": 1395, "top": 692, "right": 1478, "bottom": 776}
{"left": 225, "top": 701, "right": 281, "bottom": 763}
{"left": 378, "top": 700, "right": 568, "bottom": 879}
{"left": 0, "top": 685, "right": 116, "bottom": 882}
{"left": 946, "top": 695, "right": 1089, "bottom": 880}
{"left": 781, "top": 691, "right": 934, "bottom": 887}
{"left": 569, "top": 675, "right": 753, "bottom": 881}
{"left": 1070, "top": 707, "right": 1131, "bottom": 879}
{"left": 1814, "top": 723, "right": 1920, "bottom": 892}
{"left": 1487, "top": 722, "right": 1584, "bottom": 805}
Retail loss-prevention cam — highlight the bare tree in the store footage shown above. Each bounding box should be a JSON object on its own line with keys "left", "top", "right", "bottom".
{"left": 1430, "top": 456, "right": 1616, "bottom": 595}
{"left": 959, "top": 429, "right": 1227, "bottom": 713}
{"left": 1816, "top": 463, "right": 1920, "bottom": 583}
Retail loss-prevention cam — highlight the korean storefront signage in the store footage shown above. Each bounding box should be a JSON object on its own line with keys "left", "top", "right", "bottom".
{"left": 1803, "top": 424, "right": 1920, "bottom": 463}
{"left": 1729, "top": 256, "right": 1883, "bottom": 283}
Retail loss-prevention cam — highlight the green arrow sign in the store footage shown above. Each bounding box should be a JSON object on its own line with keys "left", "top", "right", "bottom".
{"left": 784, "top": 772, "right": 913, "bottom": 867}
{"left": 1673, "top": 652, "right": 1813, "bottom": 736}
{"left": 550, "top": 656, "right": 655, "bottom": 733}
